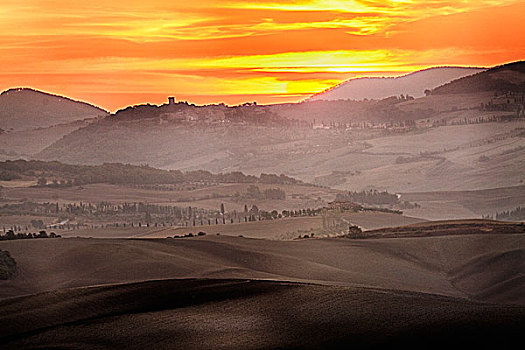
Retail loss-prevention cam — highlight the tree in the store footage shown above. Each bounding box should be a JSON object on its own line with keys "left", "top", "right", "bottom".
{"left": 246, "top": 185, "right": 262, "bottom": 198}
{"left": 30, "top": 219, "right": 45, "bottom": 229}
{"left": 5, "top": 230, "right": 15, "bottom": 240}
{"left": 0, "top": 250, "right": 17, "bottom": 279}
{"left": 37, "top": 177, "right": 47, "bottom": 186}
{"left": 220, "top": 203, "right": 225, "bottom": 215}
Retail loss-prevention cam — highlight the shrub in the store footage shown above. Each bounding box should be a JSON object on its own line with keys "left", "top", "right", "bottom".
{"left": 0, "top": 250, "right": 17, "bottom": 280}
{"left": 478, "top": 155, "right": 490, "bottom": 162}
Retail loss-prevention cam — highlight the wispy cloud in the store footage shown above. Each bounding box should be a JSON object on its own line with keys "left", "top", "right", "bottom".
{"left": 0, "top": 0, "right": 523, "bottom": 110}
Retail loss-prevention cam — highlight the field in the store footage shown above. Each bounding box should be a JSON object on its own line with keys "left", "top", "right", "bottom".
{"left": 325, "top": 121, "right": 525, "bottom": 193}
{"left": 0, "top": 181, "right": 337, "bottom": 231}
{"left": 34, "top": 113, "right": 525, "bottom": 195}
{"left": 1, "top": 221, "right": 523, "bottom": 303}
{"left": 55, "top": 212, "right": 424, "bottom": 240}
{"left": 2, "top": 179, "right": 522, "bottom": 231}
{"left": 0, "top": 179, "right": 429, "bottom": 237}
{"left": 2, "top": 279, "right": 524, "bottom": 349}
{"left": 1, "top": 220, "right": 524, "bottom": 348}
{"left": 59, "top": 216, "right": 323, "bottom": 240}
{"left": 3, "top": 120, "right": 524, "bottom": 224}
{"left": 0, "top": 182, "right": 336, "bottom": 212}
{"left": 400, "top": 185, "right": 525, "bottom": 220}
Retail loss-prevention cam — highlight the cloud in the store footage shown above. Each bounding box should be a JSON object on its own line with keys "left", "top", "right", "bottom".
{"left": 0, "top": 0, "right": 523, "bottom": 110}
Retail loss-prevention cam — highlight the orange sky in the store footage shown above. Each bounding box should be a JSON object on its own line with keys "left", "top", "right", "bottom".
{"left": 0, "top": 0, "right": 524, "bottom": 111}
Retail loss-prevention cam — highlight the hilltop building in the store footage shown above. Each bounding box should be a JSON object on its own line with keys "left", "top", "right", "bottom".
{"left": 168, "top": 96, "right": 175, "bottom": 105}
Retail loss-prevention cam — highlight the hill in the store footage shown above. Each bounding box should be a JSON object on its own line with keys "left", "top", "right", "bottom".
{"left": 1, "top": 278, "right": 524, "bottom": 349}
{"left": 34, "top": 114, "right": 525, "bottom": 194}
{"left": 26, "top": 61, "right": 525, "bottom": 198}
{"left": 432, "top": 61, "right": 525, "bottom": 95}
{"left": 307, "top": 66, "right": 484, "bottom": 102}
{"left": 1, "top": 223, "right": 524, "bottom": 348}
{"left": 0, "top": 119, "right": 96, "bottom": 160}
{"left": 0, "top": 88, "right": 107, "bottom": 132}
{"left": 0, "top": 159, "right": 302, "bottom": 186}
{"left": 1, "top": 224, "right": 523, "bottom": 304}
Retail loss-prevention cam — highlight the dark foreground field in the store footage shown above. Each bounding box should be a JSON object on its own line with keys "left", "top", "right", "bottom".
{"left": 0, "top": 220, "right": 524, "bottom": 349}
{"left": 1, "top": 278, "right": 525, "bottom": 349}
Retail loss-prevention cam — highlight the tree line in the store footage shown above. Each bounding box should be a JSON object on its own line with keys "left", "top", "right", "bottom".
{"left": 0, "top": 160, "right": 303, "bottom": 187}
{"left": 483, "top": 206, "right": 525, "bottom": 222}
{"left": 0, "top": 230, "right": 60, "bottom": 241}
{"left": 335, "top": 189, "right": 399, "bottom": 205}
{"left": 244, "top": 185, "right": 286, "bottom": 200}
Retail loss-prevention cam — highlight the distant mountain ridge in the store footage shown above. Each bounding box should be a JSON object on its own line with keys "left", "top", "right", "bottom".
{"left": 307, "top": 66, "right": 486, "bottom": 102}
{"left": 0, "top": 88, "right": 107, "bottom": 132}
{"left": 431, "top": 61, "right": 525, "bottom": 95}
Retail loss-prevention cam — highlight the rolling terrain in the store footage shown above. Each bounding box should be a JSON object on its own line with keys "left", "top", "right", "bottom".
{"left": 0, "top": 88, "right": 107, "bottom": 159}
{"left": 0, "top": 160, "right": 428, "bottom": 238}
{"left": 0, "top": 14, "right": 523, "bottom": 349}
{"left": 1, "top": 221, "right": 523, "bottom": 303}
{"left": 431, "top": 61, "right": 525, "bottom": 95}
{"left": 400, "top": 185, "right": 525, "bottom": 220}
{"left": 1, "top": 278, "right": 524, "bottom": 349}
{"left": 0, "top": 88, "right": 106, "bottom": 132}
{"left": 0, "top": 221, "right": 524, "bottom": 348}
{"left": 308, "top": 66, "right": 484, "bottom": 101}
{"left": 0, "top": 119, "right": 97, "bottom": 159}
{"left": 31, "top": 62, "right": 525, "bottom": 199}
{"left": 33, "top": 109, "right": 525, "bottom": 194}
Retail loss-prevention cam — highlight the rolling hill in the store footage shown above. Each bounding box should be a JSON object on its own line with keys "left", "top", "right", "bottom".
{"left": 0, "top": 119, "right": 96, "bottom": 159}
{"left": 2, "top": 278, "right": 524, "bottom": 349}
{"left": 307, "top": 66, "right": 485, "bottom": 101}
{"left": 0, "top": 88, "right": 107, "bottom": 132}
{"left": 10, "top": 61, "right": 523, "bottom": 200}
{"left": 432, "top": 61, "right": 525, "bottom": 95}
{"left": 34, "top": 108, "right": 525, "bottom": 194}
{"left": 1, "top": 223, "right": 524, "bottom": 348}
{"left": 1, "top": 223, "right": 523, "bottom": 304}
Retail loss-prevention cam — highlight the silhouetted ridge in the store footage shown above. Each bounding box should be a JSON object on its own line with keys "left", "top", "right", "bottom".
{"left": 0, "top": 88, "right": 107, "bottom": 113}
{"left": 0, "top": 88, "right": 108, "bottom": 131}
{"left": 431, "top": 61, "right": 525, "bottom": 95}
{"left": 307, "top": 66, "right": 485, "bottom": 101}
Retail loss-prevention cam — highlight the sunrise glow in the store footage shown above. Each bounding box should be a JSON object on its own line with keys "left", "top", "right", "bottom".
{"left": 0, "top": 0, "right": 524, "bottom": 111}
